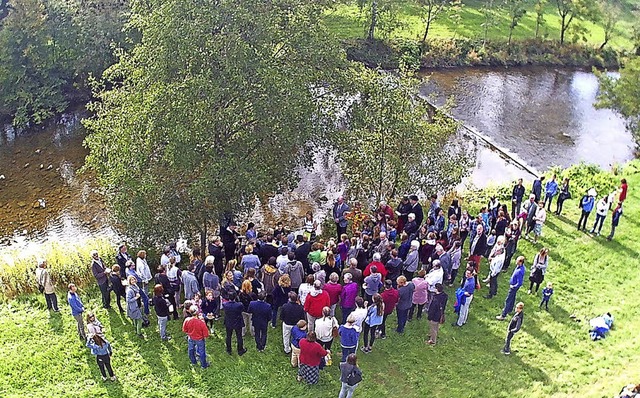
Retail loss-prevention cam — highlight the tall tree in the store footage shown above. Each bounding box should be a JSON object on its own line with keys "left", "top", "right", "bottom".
{"left": 534, "top": 0, "right": 547, "bottom": 38}
{"left": 595, "top": 0, "right": 618, "bottom": 50}
{"left": 357, "top": 0, "right": 399, "bottom": 40}
{"left": 334, "top": 67, "right": 470, "bottom": 204}
{"left": 418, "top": 0, "right": 462, "bottom": 44}
{"left": 480, "top": 0, "right": 500, "bottom": 46}
{"left": 596, "top": 57, "right": 640, "bottom": 148}
{"left": 504, "top": 0, "right": 528, "bottom": 47}
{"left": 554, "top": 0, "right": 595, "bottom": 45}
{"left": 83, "top": 0, "right": 348, "bottom": 246}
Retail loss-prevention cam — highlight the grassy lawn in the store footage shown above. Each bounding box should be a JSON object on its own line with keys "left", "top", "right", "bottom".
{"left": 324, "top": 0, "right": 637, "bottom": 49}
{"left": 2, "top": 166, "right": 640, "bottom": 397}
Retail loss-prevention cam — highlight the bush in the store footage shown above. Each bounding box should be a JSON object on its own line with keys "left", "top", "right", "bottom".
{"left": 0, "top": 239, "right": 115, "bottom": 300}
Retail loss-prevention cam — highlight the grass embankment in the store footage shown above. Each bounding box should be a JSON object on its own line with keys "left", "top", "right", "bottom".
{"left": 324, "top": 0, "right": 637, "bottom": 49}
{"left": 1, "top": 164, "right": 640, "bottom": 397}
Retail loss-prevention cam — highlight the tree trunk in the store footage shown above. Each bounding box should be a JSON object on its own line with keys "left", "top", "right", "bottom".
{"left": 508, "top": 25, "right": 514, "bottom": 47}
{"left": 560, "top": 14, "right": 566, "bottom": 45}
{"left": 535, "top": 18, "right": 540, "bottom": 38}
{"left": 200, "top": 218, "right": 207, "bottom": 253}
{"left": 421, "top": 7, "right": 433, "bottom": 44}
{"left": 368, "top": 0, "right": 378, "bottom": 40}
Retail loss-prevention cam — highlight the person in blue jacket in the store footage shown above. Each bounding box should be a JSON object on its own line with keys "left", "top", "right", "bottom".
{"left": 248, "top": 292, "right": 272, "bottom": 352}
{"left": 87, "top": 334, "right": 116, "bottom": 381}
{"left": 607, "top": 202, "right": 624, "bottom": 241}
{"left": 67, "top": 283, "right": 86, "bottom": 342}
{"left": 577, "top": 188, "right": 596, "bottom": 231}
{"left": 496, "top": 256, "right": 526, "bottom": 320}
{"left": 453, "top": 269, "right": 475, "bottom": 327}
{"left": 543, "top": 174, "right": 558, "bottom": 212}
{"left": 532, "top": 176, "right": 545, "bottom": 202}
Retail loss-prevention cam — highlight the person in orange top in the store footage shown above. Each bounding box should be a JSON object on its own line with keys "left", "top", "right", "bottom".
{"left": 182, "top": 305, "right": 210, "bottom": 368}
{"left": 297, "top": 331, "right": 328, "bottom": 384}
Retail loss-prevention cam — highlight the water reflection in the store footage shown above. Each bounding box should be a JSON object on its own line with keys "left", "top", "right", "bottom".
{"left": 421, "top": 67, "right": 633, "bottom": 173}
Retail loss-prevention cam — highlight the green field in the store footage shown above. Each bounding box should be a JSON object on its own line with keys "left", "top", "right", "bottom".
{"left": 1, "top": 166, "right": 640, "bottom": 397}
{"left": 324, "top": 0, "right": 639, "bottom": 49}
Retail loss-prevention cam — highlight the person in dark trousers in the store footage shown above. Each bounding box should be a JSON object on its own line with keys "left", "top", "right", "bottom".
{"left": 607, "top": 202, "right": 623, "bottom": 241}
{"left": 155, "top": 266, "right": 179, "bottom": 320}
{"left": 408, "top": 195, "right": 424, "bottom": 228}
{"left": 524, "top": 194, "right": 538, "bottom": 236}
{"left": 496, "top": 256, "right": 526, "bottom": 320}
{"left": 249, "top": 292, "right": 272, "bottom": 352}
{"left": 577, "top": 188, "right": 596, "bottom": 231}
{"left": 86, "top": 334, "right": 116, "bottom": 381}
{"left": 426, "top": 283, "right": 448, "bottom": 345}
{"left": 555, "top": 177, "right": 571, "bottom": 215}
{"left": 333, "top": 196, "right": 350, "bottom": 238}
{"left": 532, "top": 176, "right": 545, "bottom": 202}
{"left": 511, "top": 178, "right": 525, "bottom": 220}
{"left": 90, "top": 250, "right": 111, "bottom": 310}
{"left": 295, "top": 235, "right": 312, "bottom": 273}
{"left": 543, "top": 174, "right": 558, "bottom": 212}
{"left": 501, "top": 302, "right": 524, "bottom": 355}
{"left": 152, "top": 284, "right": 172, "bottom": 341}
{"left": 182, "top": 305, "right": 210, "bottom": 368}
{"left": 223, "top": 291, "right": 247, "bottom": 356}
{"left": 395, "top": 275, "right": 415, "bottom": 333}
{"left": 115, "top": 244, "right": 133, "bottom": 279}
{"left": 221, "top": 222, "right": 240, "bottom": 263}
{"left": 109, "top": 265, "right": 126, "bottom": 313}
{"left": 540, "top": 282, "right": 553, "bottom": 310}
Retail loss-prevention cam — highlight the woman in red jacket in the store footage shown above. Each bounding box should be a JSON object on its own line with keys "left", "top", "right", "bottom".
{"left": 297, "top": 331, "right": 328, "bottom": 384}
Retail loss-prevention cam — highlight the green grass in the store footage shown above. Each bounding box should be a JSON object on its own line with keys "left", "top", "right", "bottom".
{"left": 2, "top": 166, "right": 640, "bottom": 397}
{"left": 324, "top": 0, "right": 637, "bottom": 50}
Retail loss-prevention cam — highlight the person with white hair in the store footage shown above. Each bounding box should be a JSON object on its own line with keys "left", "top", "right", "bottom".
{"left": 425, "top": 260, "right": 444, "bottom": 307}
{"left": 374, "top": 231, "right": 389, "bottom": 259}
{"left": 364, "top": 252, "right": 388, "bottom": 280}
{"left": 303, "top": 280, "right": 330, "bottom": 333}
{"left": 403, "top": 240, "right": 420, "bottom": 280}
{"left": 379, "top": 200, "right": 395, "bottom": 221}
{"left": 35, "top": 258, "right": 58, "bottom": 311}
{"left": 403, "top": 213, "right": 418, "bottom": 239}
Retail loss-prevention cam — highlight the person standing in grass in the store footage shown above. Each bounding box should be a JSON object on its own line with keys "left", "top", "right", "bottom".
{"left": 426, "top": 283, "right": 448, "bottom": 345}
{"left": 607, "top": 202, "right": 624, "bottom": 241}
{"left": 248, "top": 291, "right": 272, "bottom": 352}
{"left": 501, "top": 302, "right": 524, "bottom": 355}
{"left": 67, "top": 283, "right": 86, "bottom": 342}
{"left": 361, "top": 294, "right": 384, "bottom": 353}
{"left": 543, "top": 174, "right": 558, "bottom": 212}
{"left": 35, "top": 259, "right": 59, "bottom": 312}
{"left": 408, "top": 269, "right": 428, "bottom": 321}
{"left": 511, "top": 178, "right": 525, "bottom": 220}
{"left": 290, "top": 320, "right": 307, "bottom": 367}
{"left": 86, "top": 334, "right": 116, "bottom": 381}
{"left": 153, "top": 284, "right": 172, "bottom": 341}
{"left": 577, "top": 188, "right": 596, "bottom": 231}
{"left": 280, "top": 292, "right": 305, "bottom": 354}
{"left": 315, "top": 306, "right": 339, "bottom": 351}
{"left": 297, "top": 331, "right": 328, "bottom": 384}
{"left": 86, "top": 312, "right": 105, "bottom": 338}
{"left": 182, "top": 305, "right": 210, "bottom": 368}
{"left": 395, "top": 275, "right": 415, "bottom": 333}
{"left": 453, "top": 269, "right": 475, "bottom": 327}
{"left": 304, "top": 280, "right": 330, "bottom": 333}
{"left": 339, "top": 315, "right": 359, "bottom": 362}
{"left": 125, "top": 275, "right": 144, "bottom": 338}
{"left": 91, "top": 250, "right": 111, "bottom": 310}
{"left": 109, "top": 265, "right": 126, "bottom": 313}
{"left": 540, "top": 282, "right": 554, "bottom": 311}
{"left": 340, "top": 273, "right": 358, "bottom": 324}
{"left": 555, "top": 177, "right": 571, "bottom": 216}
{"left": 496, "top": 256, "right": 526, "bottom": 321}
{"left": 223, "top": 291, "right": 247, "bottom": 356}
{"left": 339, "top": 353, "right": 362, "bottom": 398}
{"left": 379, "top": 280, "right": 399, "bottom": 339}
{"left": 532, "top": 201, "right": 547, "bottom": 244}
{"left": 591, "top": 194, "right": 613, "bottom": 236}
{"left": 528, "top": 248, "right": 549, "bottom": 295}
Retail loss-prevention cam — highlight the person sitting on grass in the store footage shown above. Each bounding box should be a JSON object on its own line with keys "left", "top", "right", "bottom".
{"left": 86, "top": 334, "right": 116, "bottom": 381}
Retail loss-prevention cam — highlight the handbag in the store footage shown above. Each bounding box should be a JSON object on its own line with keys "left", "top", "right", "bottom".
{"left": 346, "top": 368, "right": 362, "bottom": 386}
{"left": 38, "top": 284, "right": 45, "bottom": 293}
{"left": 332, "top": 325, "right": 339, "bottom": 338}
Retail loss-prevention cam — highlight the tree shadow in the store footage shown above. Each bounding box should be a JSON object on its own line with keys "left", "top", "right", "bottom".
{"left": 47, "top": 309, "right": 64, "bottom": 334}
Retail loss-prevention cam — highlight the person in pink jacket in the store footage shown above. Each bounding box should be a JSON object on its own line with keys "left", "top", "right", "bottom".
{"left": 408, "top": 269, "right": 428, "bottom": 320}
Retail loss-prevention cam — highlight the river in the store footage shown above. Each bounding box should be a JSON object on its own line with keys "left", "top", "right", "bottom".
{"left": 0, "top": 66, "right": 634, "bottom": 247}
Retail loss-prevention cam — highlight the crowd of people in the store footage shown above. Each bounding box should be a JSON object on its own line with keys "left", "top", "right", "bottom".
{"left": 32, "top": 176, "right": 629, "bottom": 393}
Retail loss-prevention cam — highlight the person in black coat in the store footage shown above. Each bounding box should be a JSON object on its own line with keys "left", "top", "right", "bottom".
{"left": 223, "top": 291, "right": 247, "bottom": 355}
{"left": 403, "top": 213, "right": 418, "bottom": 240}
{"left": 426, "top": 283, "right": 448, "bottom": 345}
{"left": 469, "top": 224, "right": 487, "bottom": 288}
{"left": 395, "top": 196, "right": 412, "bottom": 233}
{"left": 511, "top": 178, "right": 525, "bottom": 219}
{"left": 248, "top": 292, "right": 272, "bottom": 351}
{"left": 280, "top": 292, "right": 306, "bottom": 354}
{"left": 208, "top": 237, "right": 225, "bottom": 278}
{"left": 155, "top": 266, "right": 178, "bottom": 320}
{"left": 259, "top": 237, "right": 279, "bottom": 266}
{"left": 220, "top": 223, "right": 240, "bottom": 264}
{"left": 408, "top": 195, "right": 424, "bottom": 227}
{"left": 502, "top": 302, "right": 524, "bottom": 355}
{"left": 294, "top": 235, "right": 311, "bottom": 272}
{"left": 109, "top": 265, "right": 126, "bottom": 313}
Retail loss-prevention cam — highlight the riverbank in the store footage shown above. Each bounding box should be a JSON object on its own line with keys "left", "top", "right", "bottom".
{"left": 1, "top": 161, "right": 639, "bottom": 397}
{"left": 344, "top": 38, "right": 622, "bottom": 70}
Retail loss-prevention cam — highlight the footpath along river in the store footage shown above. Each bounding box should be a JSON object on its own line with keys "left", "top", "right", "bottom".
{"left": 0, "top": 66, "right": 634, "bottom": 247}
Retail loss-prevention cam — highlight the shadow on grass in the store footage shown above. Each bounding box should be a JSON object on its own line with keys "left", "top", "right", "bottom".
{"left": 83, "top": 349, "right": 124, "bottom": 397}
{"left": 47, "top": 309, "right": 64, "bottom": 334}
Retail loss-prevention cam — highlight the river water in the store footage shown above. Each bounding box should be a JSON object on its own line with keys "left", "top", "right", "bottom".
{"left": 0, "top": 67, "right": 634, "bottom": 247}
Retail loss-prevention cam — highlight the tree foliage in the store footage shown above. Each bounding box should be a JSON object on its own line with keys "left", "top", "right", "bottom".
{"left": 83, "top": 0, "right": 349, "bottom": 245}
{"left": 418, "top": 0, "right": 462, "bottom": 44}
{"left": 357, "top": 0, "right": 400, "bottom": 40}
{"left": 596, "top": 57, "right": 640, "bottom": 149}
{"left": 0, "top": 0, "right": 129, "bottom": 127}
{"left": 554, "top": 0, "right": 597, "bottom": 45}
{"left": 334, "top": 67, "right": 470, "bottom": 204}
{"left": 504, "top": 0, "right": 528, "bottom": 47}
{"left": 534, "top": 0, "right": 547, "bottom": 38}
